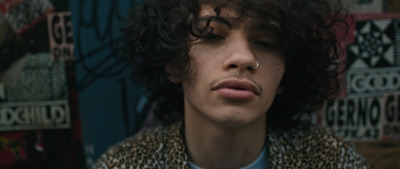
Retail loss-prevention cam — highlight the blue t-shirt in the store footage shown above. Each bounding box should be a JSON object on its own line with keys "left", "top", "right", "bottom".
{"left": 188, "top": 147, "right": 268, "bottom": 169}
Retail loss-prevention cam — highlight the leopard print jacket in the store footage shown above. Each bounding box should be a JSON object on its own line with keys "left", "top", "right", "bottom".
{"left": 93, "top": 121, "right": 370, "bottom": 169}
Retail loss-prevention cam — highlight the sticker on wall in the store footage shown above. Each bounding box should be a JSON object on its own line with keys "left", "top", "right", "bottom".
{"left": 0, "top": 0, "right": 54, "bottom": 34}
{"left": 322, "top": 93, "right": 400, "bottom": 141}
{"left": 47, "top": 11, "right": 74, "bottom": 60}
{"left": 0, "top": 52, "right": 70, "bottom": 131}
{"left": 346, "top": 19, "right": 400, "bottom": 97}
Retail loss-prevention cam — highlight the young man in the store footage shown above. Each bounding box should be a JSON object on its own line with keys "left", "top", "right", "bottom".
{"left": 94, "top": 0, "right": 370, "bottom": 168}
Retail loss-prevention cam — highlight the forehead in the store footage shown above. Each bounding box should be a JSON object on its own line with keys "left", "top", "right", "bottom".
{"left": 198, "top": 5, "right": 259, "bottom": 27}
{"left": 199, "top": 5, "right": 237, "bottom": 18}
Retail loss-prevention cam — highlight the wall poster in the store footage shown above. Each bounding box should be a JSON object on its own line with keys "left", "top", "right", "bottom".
{"left": 0, "top": 0, "right": 85, "bottom": 168}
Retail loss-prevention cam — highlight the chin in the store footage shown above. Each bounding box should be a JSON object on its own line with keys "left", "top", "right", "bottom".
{"left": 218, "top": 122, "right": 250, "bottom": 128}
{"left": 212, "top": 112, "right": 258, "bottom": 128}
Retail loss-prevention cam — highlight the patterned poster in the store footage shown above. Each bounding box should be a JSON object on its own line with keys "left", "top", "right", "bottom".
{"left": 0, "top": 53, "right": 70, "bottom": 131}
{"left": 320, "top": 14, "right": 400, "bottom": 142}
{"left": 0, "top": 0, "right": 85, "bottom": 168}
{"left": 347, "top": 19, "right": 400, "bottom": 97}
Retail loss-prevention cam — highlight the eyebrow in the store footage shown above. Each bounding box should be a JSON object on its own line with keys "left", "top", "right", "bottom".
{"left": 197, "top": 15, "right": 274, "bottom": 33}
{"left": 198, "top": 15, "right": 233, "bottom": 29}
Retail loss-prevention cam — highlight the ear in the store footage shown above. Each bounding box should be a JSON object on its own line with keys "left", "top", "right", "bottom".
{"left": 165, "top": 63, "right": 181, "bottom": 84}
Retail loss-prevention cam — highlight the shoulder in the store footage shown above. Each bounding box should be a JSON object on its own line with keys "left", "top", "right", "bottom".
{"left": 268, "top": 125, "right": 370, "bottom": 168}
{"left": 92, "top": 127, "right": 168, "bottom": 169}
{"left": 92, "top": 122, "right": 188, "bottom": 169}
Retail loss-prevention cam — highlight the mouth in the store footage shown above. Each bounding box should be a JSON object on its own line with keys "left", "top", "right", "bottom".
{"left": 212, "top": 79, "right": 260, "bottom": 100}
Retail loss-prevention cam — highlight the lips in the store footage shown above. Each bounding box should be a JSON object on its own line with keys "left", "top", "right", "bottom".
{"left": 212, "top": 79, "right": 260, "bottom": 100}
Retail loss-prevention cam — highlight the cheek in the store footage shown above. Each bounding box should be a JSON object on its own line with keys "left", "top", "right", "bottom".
{"left": 187, "top": 49, "right": 219, "bottom": 82}
{"left": 259, "top": 66, "right": 285, "bottom": 90}
{"left": 276, "top": 66, "right": 285, "bottom": 80}
{"left": 274, "top": 69, "right": 285, "bottom": 88}
{"left": 181, "top": 58, "right": 206, "bottom": 92}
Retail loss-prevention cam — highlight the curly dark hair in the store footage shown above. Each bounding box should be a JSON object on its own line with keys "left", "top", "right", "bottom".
{"left": 122, "top": 0, "right": 350, "bottom": 129}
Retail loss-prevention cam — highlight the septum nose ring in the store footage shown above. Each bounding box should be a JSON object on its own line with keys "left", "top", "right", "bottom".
{"left": 249, "top": 61, "right": 259, "bottom": 70}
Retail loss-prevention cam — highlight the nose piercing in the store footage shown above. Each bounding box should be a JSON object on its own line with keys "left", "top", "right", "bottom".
{"left": 249, "top": 61, "right": 259, "bottom": 70}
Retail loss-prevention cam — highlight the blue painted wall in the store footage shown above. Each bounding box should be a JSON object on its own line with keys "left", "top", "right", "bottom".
{"left": 69, "top": 0, "right": 147, "bottom": 167}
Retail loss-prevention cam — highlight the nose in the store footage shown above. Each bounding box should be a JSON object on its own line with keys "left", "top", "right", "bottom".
{"left": 223, "top": 39, "right": 257, "bottom": 72}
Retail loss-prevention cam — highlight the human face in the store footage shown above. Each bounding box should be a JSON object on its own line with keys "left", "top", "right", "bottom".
{"left": 181, "top": 6, "right": 285, "bottom": 127}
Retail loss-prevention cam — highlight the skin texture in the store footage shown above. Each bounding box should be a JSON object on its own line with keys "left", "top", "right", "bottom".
{"left": 173, "top": 6, "right": 285, "bottom": 169}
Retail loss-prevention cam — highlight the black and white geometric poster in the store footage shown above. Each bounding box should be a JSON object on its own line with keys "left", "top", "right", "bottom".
{"left": 320, "top": 14, "right": 400, "bottom": 142}
{"left": 346, "top": 19, "right": 400, "bottom": 97}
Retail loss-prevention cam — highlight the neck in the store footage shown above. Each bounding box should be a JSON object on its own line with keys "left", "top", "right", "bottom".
{"left": 184, "top": 112, "right": 266, "bottom": 169}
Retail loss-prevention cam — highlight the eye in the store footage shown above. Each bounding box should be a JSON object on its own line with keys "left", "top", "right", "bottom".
{"left": 204, "top": 33, "right": 225, "bottom": 40}
{"left": 254, "top": 41, "right": 276, "bottom": 48}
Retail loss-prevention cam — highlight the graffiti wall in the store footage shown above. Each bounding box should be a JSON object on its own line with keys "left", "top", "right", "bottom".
{"left": 68, "top": 0, "right": 150, "bottom": 168}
